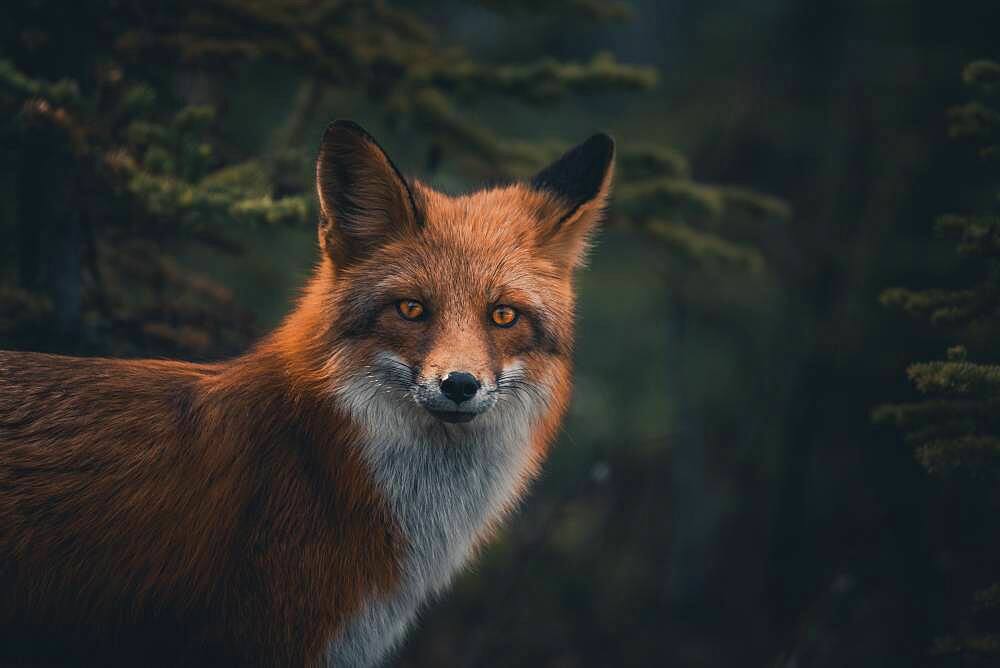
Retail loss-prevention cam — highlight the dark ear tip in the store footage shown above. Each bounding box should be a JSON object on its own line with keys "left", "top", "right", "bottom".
{"left": 530, "top": 131, "right": 616, "bottom": 202}
{"left": 585, "top": 133, "right": 616, "bottom": 160}
{"left": 327, "top": 119, "right": 367, "bottom": 134}
{"left": 321, "top": 120, "right": 376, "bottom": 148}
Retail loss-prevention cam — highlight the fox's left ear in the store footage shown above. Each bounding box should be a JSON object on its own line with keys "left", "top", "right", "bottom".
{"left": 531, "top": 133, "right": 615, "bottom": 269}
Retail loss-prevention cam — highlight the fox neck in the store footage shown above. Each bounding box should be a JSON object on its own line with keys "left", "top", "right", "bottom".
{"left": 328, "top": 371, "right": 543, "bottom": 665}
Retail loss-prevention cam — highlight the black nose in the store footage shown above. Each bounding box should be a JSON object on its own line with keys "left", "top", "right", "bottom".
{"left": 440, "top": 372, "right": 480, "bottom": 404}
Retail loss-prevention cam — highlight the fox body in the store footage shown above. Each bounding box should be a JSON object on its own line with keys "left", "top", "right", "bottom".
{"left": 0, "top": 121, "right": 614, "bottom": 666}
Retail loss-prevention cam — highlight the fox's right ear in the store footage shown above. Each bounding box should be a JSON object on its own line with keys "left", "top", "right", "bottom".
{"left": 316, "top": 120, "right": 419, "bottom": 267}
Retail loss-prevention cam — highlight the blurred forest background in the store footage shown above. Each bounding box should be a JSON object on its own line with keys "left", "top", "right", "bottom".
{"left": 3, "top": 0, "right": 1000, "bottom": 666}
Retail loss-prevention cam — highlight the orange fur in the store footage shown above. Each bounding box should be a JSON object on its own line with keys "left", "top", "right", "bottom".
{"left": 0, "top": 350, "right": 400, "bottom": 666}
{"left": 0, "top": 121, "right": 613, "bottom": 666}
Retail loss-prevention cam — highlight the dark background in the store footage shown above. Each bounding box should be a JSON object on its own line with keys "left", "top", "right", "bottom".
{"left": 2, "top": 1, "right": 1000, "bottom": 666}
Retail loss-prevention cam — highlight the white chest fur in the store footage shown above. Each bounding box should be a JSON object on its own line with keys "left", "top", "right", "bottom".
{"left": 326, "top": 377, "right": 538, "bottom": 667}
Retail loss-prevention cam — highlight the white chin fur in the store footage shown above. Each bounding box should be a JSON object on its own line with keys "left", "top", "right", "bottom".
{"left": 326, "top": 353, "right": 548, "bottom": 668}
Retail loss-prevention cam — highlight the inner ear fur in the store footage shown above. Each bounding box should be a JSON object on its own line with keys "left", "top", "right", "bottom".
{"left": 315, "top": 120, "right": 419, "bottom": 267}
{"left": 530, "top": 133, "right": 615, "bottom": 268}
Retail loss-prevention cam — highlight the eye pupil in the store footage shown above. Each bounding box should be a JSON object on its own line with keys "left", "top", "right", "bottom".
{"left": 492, "top": 305, "right": 517, "bottom": 327}
{"left": 397, "top": 300, "right": 424, "bottom": 320}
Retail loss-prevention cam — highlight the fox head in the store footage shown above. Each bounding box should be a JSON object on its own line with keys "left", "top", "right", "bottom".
{"left": 298, "top": 120, "right": 613, "bottom": 435}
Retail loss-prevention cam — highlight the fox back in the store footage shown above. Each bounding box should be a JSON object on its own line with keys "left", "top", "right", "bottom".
{"left": 0, "top": 121, "right": 614, "bottom": 667}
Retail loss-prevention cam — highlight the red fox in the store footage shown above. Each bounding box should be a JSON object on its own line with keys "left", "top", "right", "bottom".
{"left": 0, "top": 120, "right": 614, "bottom": 667}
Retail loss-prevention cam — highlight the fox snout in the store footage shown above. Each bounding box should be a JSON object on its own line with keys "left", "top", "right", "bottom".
{"left": 440, "top": 372, "right": 480, "bottom": 405}
{"left": 419, "top": 370, "right": 495, "bottom": 424}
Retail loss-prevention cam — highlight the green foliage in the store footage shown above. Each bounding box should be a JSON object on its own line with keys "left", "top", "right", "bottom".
{"left": 948, "top": 60, "right": 1000, "bottom": 160}
{"left": 480, "top": 0, "right": 635, "bottom": 21}
{"left": 645, "top": 220, "right": 765, "bottom": 273}
{"left": 417, "top": 51, "right": 657, "bottom": 103}
{"left": 0, "top": 0, "right": 784, "bottom": 356}
{"left": 615, "top": 160, "right": 789, "bottom": 287}
{"left": 906, "top": 359, "right": 1000, "bottom": 396}
{"left": 0, "top": 49, "right": 308, "bottom": 353}
{"left": 876, "top": 60, "right": 1000, "bottom": 662}
{"left": 936, "top": 213, "right": 1000, "bottom": 256}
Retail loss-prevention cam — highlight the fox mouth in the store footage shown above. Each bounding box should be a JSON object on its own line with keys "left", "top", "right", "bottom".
{"left": 427, "top": 409, "right": 479, "bottom": 424}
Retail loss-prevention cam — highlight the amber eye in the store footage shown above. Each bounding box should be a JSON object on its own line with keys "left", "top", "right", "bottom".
{"left": 397, "top": 299, "right": 425, "bottom": 321}
{"left": 491, "top": 305, "right": 518, "bottom": 327}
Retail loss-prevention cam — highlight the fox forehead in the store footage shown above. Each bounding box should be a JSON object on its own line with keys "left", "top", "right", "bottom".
{"left": 357, "top": 183, "right": 570, "bottom": 302}
{"left": 414, "top": 182, "right": 557, "bottom": 243}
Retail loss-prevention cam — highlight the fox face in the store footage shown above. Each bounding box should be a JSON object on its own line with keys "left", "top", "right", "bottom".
{"left": 313, "top": 121, "right": 614, "bottom": 436}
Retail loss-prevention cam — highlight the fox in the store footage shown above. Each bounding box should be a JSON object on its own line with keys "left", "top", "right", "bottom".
{"left": 0, "top": 120, "right": 614, "bottom": 667}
